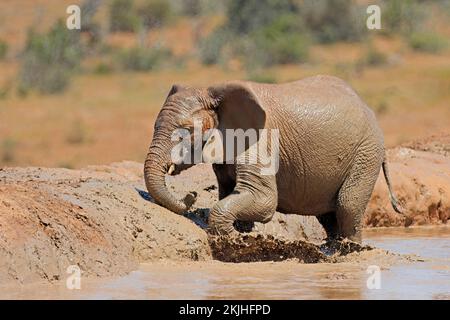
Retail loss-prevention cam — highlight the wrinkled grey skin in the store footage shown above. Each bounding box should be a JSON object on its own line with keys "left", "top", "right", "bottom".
{"left": 144, "top": 75, "right": 402, "bottom": 242}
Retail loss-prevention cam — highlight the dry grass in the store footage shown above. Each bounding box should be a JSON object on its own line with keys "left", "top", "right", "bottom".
{"left": 0, "top": 1, "right": 449, "bottom": 168}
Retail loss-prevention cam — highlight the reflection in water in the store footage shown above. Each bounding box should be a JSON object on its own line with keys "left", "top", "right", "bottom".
{"left": 1, "top": 226, "right": 449, "bottom": 299}
{"left": 362, "top": 227, "right": 450, "bottom": 300}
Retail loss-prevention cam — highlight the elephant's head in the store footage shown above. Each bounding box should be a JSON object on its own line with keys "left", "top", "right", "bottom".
{"left": 144, "top": 82, "right": 266, "bottom": 214}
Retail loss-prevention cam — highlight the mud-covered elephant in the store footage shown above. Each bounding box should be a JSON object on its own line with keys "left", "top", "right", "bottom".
{"left": 144, "top": 75, "right": 402, "bottom": 242}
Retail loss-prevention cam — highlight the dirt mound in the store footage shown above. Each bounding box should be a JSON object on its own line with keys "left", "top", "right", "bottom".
{"left": 0, "top": 163, "right": 210, "bottom": 285}
{"left": 0, "top": 183, "right": 131, "bottom": 284}
{"left": 366, "top": 147, "right": 450, "bottom": 227}
{"left": 401, "top": 132, "right": 450, "bottom": 157}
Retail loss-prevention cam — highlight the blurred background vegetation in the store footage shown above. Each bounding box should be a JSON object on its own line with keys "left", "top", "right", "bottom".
{"left": 0, "top": 0, "right": 449, "bottom": 168}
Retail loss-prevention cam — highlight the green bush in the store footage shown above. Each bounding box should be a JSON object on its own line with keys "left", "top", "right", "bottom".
{"left": 117, "top": 46, "right": 172, "bottom": 71}
{"left": 231, "top": 14, "right": 309, "bottom": 70}
{"left": 0, "top": 40, "right": 8, "bottom": 60}
{"left": 18, "top": 20, "right": 83, "bottom": 94}
{"left": 80, "top": 0, "right": 103, "bottom": 47}
{"left": 200, "top": 1, "right": 310, "bottom": 68}
{"left": 94, "top": 62, "right": 114, "bottom": 74}
{"left": 361, "top": 45, "right": 387, "bottom": 66}
{"left": 200, "top": 0, "right": 371, "bottom": 67}
{"left": 224, "top": 0, "right": 366, "bottom": 43}
{"left": 137, "top": 0, "right": 172, "bottom": 29}
{"left": 176, "top": 0, "right": 224, "bottom": 16}
{"left": 251, "top": 14, "right": 309, "bottom": 66}
{"left": 109, "top": 0, "right": 139, "bottom": 32}
{"left": 225, "top": 0, "right": 298, "bottom": 35}
{"left": 408, "top": 32, "right": 448, "bottom": 53}
{"left": 178, "top": 0, "right": 205, "bottom": 16}
{"left": 198, "top": 27, "right": 229, "bottom": 65}
{"left": 301, "top": 0, "right": 366, "bottom": 43}
{"left": 382, "top": 0, "right": 424, "bottom": 35}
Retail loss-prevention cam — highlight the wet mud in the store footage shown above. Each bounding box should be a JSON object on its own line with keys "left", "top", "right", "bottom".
{"left": 209, "top": 234, "right": 372, "bottom": 263}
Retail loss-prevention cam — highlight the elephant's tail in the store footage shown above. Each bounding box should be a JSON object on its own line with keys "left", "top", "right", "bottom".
{"left": 382, "top": 159, "right": 404, "bottom": 214}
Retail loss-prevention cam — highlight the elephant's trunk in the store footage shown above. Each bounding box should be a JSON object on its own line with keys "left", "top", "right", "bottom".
{"left": 144, "top": 133, "right": 187, "bottom": 214}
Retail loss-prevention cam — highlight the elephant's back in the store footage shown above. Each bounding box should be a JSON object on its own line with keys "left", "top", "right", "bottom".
{"left": 261, "top": 75, "right": 382, "bottom": 154}
{"left": 262, "top": 75, "right": 382, "bottom": 146}
{"left": 260, "top": 76, "right": 384, "bottom": 215}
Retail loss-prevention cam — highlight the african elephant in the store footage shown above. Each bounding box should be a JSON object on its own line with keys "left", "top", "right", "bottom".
{"left": 144, "top": 75, "right": 402, "bottom": 242}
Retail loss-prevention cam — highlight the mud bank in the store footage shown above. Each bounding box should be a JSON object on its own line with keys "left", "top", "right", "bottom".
{"left": 0, "top": 163, "right": 210, "bottom": 285}
{"left": 0, "top": 136, "right": 448, "bottom": 284}
{"left": 366, "top": 141, "right": 450, "bottom": 227}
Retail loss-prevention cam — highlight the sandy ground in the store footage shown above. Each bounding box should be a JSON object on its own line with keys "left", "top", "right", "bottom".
{"left": 0, "top": 135, "right": 448, "bottom": 285}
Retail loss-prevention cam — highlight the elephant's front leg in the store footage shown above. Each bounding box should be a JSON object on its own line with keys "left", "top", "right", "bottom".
{"left": 208, "top": 163, "right": 278, "bottom": 236}
{"left": 212, "top": 163, "right": 236, "bottom": 200}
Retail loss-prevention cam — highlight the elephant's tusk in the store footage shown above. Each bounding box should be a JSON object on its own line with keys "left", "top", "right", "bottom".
{"left": 167, "top": 164, "right": 175, "bottom": 175}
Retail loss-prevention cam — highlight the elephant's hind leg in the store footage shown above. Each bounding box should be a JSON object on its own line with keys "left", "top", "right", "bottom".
{"left": 317, "top": 212, "right": 338, "bottom": 240}
{"left": 335, "top": 149, "right": 383, "bottom": 242}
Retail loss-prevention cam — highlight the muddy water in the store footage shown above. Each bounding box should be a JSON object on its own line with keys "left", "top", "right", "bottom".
{"left": 2, "top": 227, "right": 449, "bottom": 299}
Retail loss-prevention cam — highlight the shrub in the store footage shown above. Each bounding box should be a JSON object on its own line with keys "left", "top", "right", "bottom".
{"left": 178, "top": 0, "right": 205, "bottom": 16}
{"left": 251, "top": 14, "right": 309, "bottom": 66}
{"left": 301, "top": 0, "right": 366, "bottom": 43}
{"left": 18, "top": 20, "right": 83, "bottom": 94}
{"left": 382, "top": 0, "right": 424, "bottom": 35}
{"left": 225, "top": 0, "right": 298, "bottom": 35}
{"left": 80, "top": 0, "right": 104, "bottom": 47}
{"left": 0, "top": 40, "right": 7, "bottom": 60}
{"left": 408, "top": 32, "right": 448, "bottom": 53}
{"left": 200, "top": 2, "right": 310, "bottom": 68}
{"left": 94, "top": 62, "right": 114, "bottom": 74}
{"left": 109, "top": 0, "right": 139, "bottom": 32}
{"left": 361, "top": 45, "right": 387, "bottom": 66}
{"left": 137, "top": 0, "right": 172, "bottom": 29}
{"left": 198, "top": 27, "right": 230, "bottom": 65}
{"left": 116, "top": 46, "right": 172, "bottom": 71}
{"left": 200, "top": 0, "right": 371, "bottom": 67}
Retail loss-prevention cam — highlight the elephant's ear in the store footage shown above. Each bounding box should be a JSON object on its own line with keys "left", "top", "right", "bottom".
{"left": 207, "top": 82, "right": 266, "bottom": 130}
{"left": 166, "top": 84, "right": 186, "bottom": 100}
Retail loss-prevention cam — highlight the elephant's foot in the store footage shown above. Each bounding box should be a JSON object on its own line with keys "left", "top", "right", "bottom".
{"left": 208, "top": 217, "right": 254, "bottom": 237}
{"left": 207, "top": 201, "right": 239, "bottom": 237}
{"left": 208, "top": 215, "right": 240, "bottom": 237}
{"left": 208, "top": 188, "right": 276, "bottom": 237}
